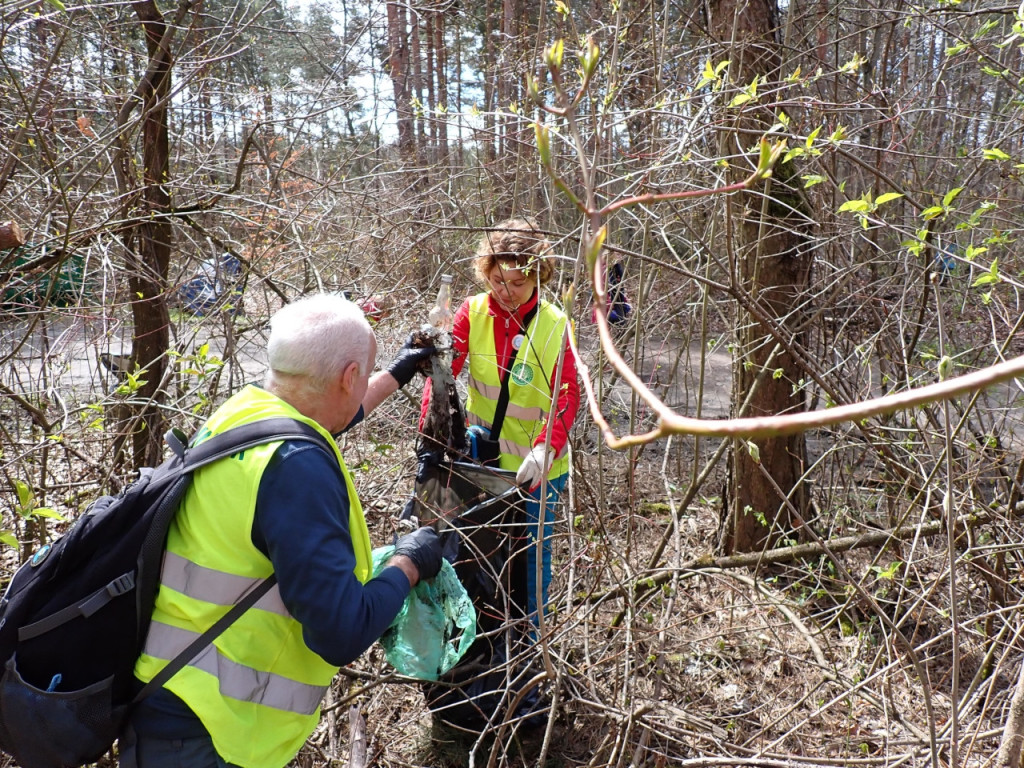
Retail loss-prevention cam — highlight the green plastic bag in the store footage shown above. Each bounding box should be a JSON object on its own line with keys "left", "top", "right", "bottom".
{"left": 371, "top": 546, "right": 477, "bottom": 680}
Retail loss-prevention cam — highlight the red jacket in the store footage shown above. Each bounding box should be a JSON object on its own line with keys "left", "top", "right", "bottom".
{"left": 419, "top": 290, "right": 580, "bottom": 456}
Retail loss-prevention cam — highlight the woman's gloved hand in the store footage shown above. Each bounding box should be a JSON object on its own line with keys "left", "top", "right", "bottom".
{"left": 386, "top": 334, "right": 435, "bottom": 387}
{"left": 516, "top": 445, "right": 554, "bottom": 490}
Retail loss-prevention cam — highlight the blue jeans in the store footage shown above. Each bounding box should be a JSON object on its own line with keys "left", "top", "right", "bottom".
{"left": 523, "top": 473, "right": 567, "bottom": 628}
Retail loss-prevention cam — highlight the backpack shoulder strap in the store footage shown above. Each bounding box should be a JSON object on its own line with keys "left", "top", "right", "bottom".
{"left": 133, "top": 574, "right": 278, "bottom": 705}
{"left": 172, "top": 417, "right": 333, "bottom": 471}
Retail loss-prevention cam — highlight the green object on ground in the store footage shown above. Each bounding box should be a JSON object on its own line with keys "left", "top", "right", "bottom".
{"left": 1, "top": 243, "right": 89, "bottom": 310}
{"left": 372, "top": 545, "right": 476, "bottom": 681}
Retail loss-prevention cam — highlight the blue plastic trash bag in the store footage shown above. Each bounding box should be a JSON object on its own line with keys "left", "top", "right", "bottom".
{"left": 371, "top": 545, "right": 476, "bottom": 680}
{"left": 178, "top": 253, "right": 243, "bottom": 316}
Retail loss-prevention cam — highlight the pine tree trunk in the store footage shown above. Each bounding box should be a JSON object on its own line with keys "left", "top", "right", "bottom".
{"left": 386, "top": 0, "right": 414, "bottom": 158}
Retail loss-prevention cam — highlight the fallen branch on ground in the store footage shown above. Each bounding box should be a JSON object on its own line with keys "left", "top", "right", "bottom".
{"left": 585, "top": 510, "right": 993, "bottom": 605}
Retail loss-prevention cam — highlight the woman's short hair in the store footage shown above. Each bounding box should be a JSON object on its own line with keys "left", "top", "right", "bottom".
{"left": 473, "top": 217, "right": 555, "bottom": 285}
{"left": 265, "top": 293, "right": 372, "bottom": 392}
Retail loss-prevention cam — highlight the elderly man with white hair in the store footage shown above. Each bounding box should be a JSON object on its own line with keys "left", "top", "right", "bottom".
{"left": 122, "top": 293, "right": 441, "bottom": 768}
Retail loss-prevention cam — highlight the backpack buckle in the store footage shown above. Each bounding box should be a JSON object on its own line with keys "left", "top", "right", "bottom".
{"left": 107, "top": 573, "right": 136, "bottom": 597}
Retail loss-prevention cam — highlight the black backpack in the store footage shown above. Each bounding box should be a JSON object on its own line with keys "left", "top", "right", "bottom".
{"left": 0, "top": 417, "right": 330, "bottom": 768}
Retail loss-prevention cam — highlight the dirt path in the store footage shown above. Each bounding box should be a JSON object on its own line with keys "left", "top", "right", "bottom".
{"left": 7, "top": 313, "right": 1022, "bottom": 457}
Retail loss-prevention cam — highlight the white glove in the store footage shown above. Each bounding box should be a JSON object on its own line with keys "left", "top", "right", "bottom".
{"left": 516, "top": 445, "right": 553, "bottom": 489}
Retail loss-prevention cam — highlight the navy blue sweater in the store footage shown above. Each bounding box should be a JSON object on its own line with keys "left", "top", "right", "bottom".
{"left": 131, "top": 409, "right": 410, "bottom": 738}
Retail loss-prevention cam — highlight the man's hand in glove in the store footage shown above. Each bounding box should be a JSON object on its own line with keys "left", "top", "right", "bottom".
{"left": 391, "top": 526, "right": 442, "bottom": 585}
{"left": 516, "top": 445, "right": 554, "bottom": 490}
{"left": 386, "top": 334, "right": 435, "bottom": 388}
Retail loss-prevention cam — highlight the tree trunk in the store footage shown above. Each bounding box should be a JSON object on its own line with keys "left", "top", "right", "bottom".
{"left": 125, "top": 0, "right": 178, "bottom": 468}
{"left": 386, "top": 0, "right": 414, "bottom": 158}
{"left": 410, "top": 7, "right": 424, "bottom": 155}
{"left": 432, "top": 7, "right": 448, "bottom": 160}
{"left": 481, "top": 0, "right": 496, "bottom": 165}
{"left": 623, "top": 4, "right": 657, "bottom": 157}
{"left": 709, "top": 0, "right": 813, "bottom": 553}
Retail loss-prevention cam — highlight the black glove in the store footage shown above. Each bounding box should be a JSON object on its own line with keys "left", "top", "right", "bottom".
{"left": 393, "top": 526, "right": 443, "bottom": 581}
{"left": 386, "top": 334, "right": 435, "bottom": 388}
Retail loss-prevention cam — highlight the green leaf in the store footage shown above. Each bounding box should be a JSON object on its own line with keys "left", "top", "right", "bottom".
{"left": 580, "top": 36, "right": 599, "bottom": 78}
{"left": 802, "top": 174, "right": 827, "bottom": 188}
{"left": 975, "top": 19, "right": 999, "bottom": 36}
{"left": 972, "top": 258, "right": 1001, "bottom": 287}
{"left": 535, "top": 122, "right": 551, "bottom": 165}
{"left": 983, "top": 148, "right": 1012, "bottom": 161}
{"left": 29, "top": 507, "right": 66, "bottom": 522}
{"left": 585, "top": 225, "right": 607, "bottom": 273}
{"left": 745, "top": 441, "right": 761, "bottom": 464}
{"left": 838, "top": 199, "right": 870, "bottom": 213}
{"left": 937, "top": 355, "right": 954, "bottom": 381}
{"left": 44, "top": 0, "right": 66, "bottom": 10}
{"left": 728, "top": 75, "right": 759, "bottom": 108}
{"left": 876, "top": 192, "right": 904, "bottom": 206}
{"left": 922, "top": 206, "right": 945, "bottom": 220}
{"left": 942, "top": 187, "right": 963, "bottom": 207}
{"left": 697, "top": 58, "right": 722, "bottom": 90}
{"left": 783, "top": 146, "right": 806, "bottom": 163}
{"left": 527, "top": 76, "right": 541, "bottom": 103}
{"left": 562, "top": 282, "right": 576, "bottom": 316}
{"left": 903, "top": 238, "right": 925, "bottom": 256}
{"left": 946, "top": 43, "right": 968, "bottom": 55}
{"left": 14, "top": 479, "right": 32, "bottom": 510}
{"left": 0, "top": 530, "right": 18, "bottom": 549}
{"left": 839, "top": 54, "right": 864, "bottom": 74}
{"left": 544, "top": 39, "right": 565, "bottom": 70}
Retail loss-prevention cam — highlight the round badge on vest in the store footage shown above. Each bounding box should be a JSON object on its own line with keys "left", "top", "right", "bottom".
{"left": 511, "top": 362, "right": 534, "bottom": 386}
{"left": 512, "top": 334, "right": 524, "bottom": 351}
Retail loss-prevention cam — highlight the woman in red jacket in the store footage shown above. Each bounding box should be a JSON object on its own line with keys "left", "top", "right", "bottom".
{"left": 420, "top": 217, "right": 579, "bottom": 629}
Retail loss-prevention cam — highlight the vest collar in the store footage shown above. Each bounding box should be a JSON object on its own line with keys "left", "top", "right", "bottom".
{"left": 487, "top": 289, "right": 539, "bottom": 327}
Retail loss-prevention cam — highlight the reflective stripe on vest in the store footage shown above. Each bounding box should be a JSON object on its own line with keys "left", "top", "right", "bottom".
{"left": 134, "top": 385, "right": 371, "bottom": 768}
{"left": 464, "top": 377, "right": 548, "bottom": 423}
{"left": 158, "top": 550, "right": 290, "bottom": 616}
{"left": 464, "top": 293, "right": 571, "bottom": 477}
{"left": 142, "top": 621, "right": 325, "bottom": 716}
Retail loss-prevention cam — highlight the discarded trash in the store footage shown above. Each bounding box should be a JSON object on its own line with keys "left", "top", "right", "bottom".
{"left": 371, "top": 546, "right": 476, "bottom": 681}
{"left": 177, "top": 253, "right": 242, "bottom": 316}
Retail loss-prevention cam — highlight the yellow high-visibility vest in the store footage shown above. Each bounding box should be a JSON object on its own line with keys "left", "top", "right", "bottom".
{"left": 464, "top": 292, "right": 571, "bottom": 478}
{"left": 134, "top": 385, "right": 371, "bottom": 768}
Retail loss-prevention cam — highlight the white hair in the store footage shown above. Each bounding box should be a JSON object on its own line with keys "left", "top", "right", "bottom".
{"left": 265, "top": 293, "right": 372, "bottom": 392}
